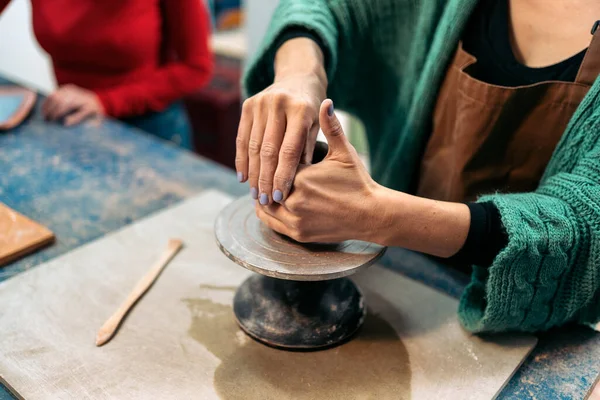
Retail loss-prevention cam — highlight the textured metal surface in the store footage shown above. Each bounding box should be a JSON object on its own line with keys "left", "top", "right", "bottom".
{"left": 215, "top": 195, "right": 386, "bottom": 281}
{"left": 233, "top": 275, "right": 365, "bottom": 349}
{"left": 1, "top": 75, "right": 599, "bottom": 399}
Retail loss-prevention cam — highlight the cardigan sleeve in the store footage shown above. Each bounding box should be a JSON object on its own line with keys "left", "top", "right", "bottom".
{"left": 243, "top": 0, "right": 394, "bottom": 121}
{"left": 460, "top": 89, "right": 600, "bottom": 333}
{"left": 95, "top": 0, "right": 213, "bottom": 118}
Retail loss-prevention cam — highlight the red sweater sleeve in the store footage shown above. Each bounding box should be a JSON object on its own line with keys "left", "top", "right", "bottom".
{"left": 95, "top": 0, "right": 214, "bottom": 118}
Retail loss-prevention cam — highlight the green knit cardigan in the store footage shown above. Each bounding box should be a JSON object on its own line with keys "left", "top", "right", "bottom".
{"left": 243, "top": 0, "right": 600, "bottom": 333}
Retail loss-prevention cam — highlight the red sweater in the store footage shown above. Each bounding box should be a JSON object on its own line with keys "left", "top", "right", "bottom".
{"left": 0, "top": 0, "right": 213, "bottom": 118}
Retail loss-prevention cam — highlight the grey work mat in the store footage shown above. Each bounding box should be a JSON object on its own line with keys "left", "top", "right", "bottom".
{"left": 0, "top": 190, "right": 536, "bottom": 400}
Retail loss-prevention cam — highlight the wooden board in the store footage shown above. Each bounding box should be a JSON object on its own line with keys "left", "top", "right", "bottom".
{"left": 0, "top": 190, "right": 537, "bottom": 400}
{"left": 0, "top": 203, "right": 54, "bottom": 267}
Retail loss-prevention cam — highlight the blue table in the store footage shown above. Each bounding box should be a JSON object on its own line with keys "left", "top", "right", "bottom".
{"left": 1, "top": 77, "right": 598, "bottom": 399}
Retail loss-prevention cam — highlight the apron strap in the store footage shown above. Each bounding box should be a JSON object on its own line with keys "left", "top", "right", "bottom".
{"left": 575, "top": 20, "right": 600, "bottom": 86}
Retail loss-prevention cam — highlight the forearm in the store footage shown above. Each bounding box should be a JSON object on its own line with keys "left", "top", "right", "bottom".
{"left": 274, "top": 37, "right": 328, "bottom": 87}
{"left": 95, "top": 62, "right": 212, "bottom": 117}
{"left": 95, "top": 0, "right": 213, "bottom": 118}
{"left": 371, "top": 186, "right": 471, "bottom": 258}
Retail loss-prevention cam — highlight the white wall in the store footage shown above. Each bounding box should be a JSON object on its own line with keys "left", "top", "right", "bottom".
{"left": 244, "top": 0, "right": 279, "bottom": 58}
{"left": 0, "top": 0, "right": 55, "bottom": 93}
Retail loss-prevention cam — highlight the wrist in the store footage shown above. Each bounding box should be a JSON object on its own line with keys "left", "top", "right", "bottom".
{"left": 366, "top": 187, "right": 471, "bottom": 258}
{"left": 274, "top": 38, "right": 327, "bottom": 86}
{"left": 355, "top": 183, "right": 395, "bottom": 244}
{"left": 364, "top": 185, "right": 406, "bottom": 245}
{"left": 91, "top": 93, "right": 106, "bottom": 116}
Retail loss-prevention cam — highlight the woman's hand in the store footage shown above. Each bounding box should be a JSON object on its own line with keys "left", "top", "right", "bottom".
{"left": 236, "top": 38, "right": 327, "bottom": 205}
{"left": 256, "top": 99, "right": 382, "bottom": 244}
{"left": 43, "top": 84, "right": 104, "bottom": 126}
{"left": 257, "top": 99, "right": 471, "bottom": 256}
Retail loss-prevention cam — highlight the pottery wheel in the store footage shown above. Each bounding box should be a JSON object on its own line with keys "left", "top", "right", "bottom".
{"left": 215, "top": 195, "right": 386, "bottom": 350}
{"left": 215, "top": 195, "right": 386, "bottom": 281}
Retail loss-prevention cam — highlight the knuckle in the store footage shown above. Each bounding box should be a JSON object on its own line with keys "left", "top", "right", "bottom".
{"left": 234, "top": 156, "right": 247, "bottom": 166}
{"left": 235, "top": 135, "right": 248, "bottom": 150}
{"left": 248, "top": 139, "right": 261, "bottom": 155}
{"left": 256, "top": 95, "right": 268, "bottom": 108}
{"left": 258, "top": 177, "right": 272, "bottom": 188}
{"left": 280, "top": 144, "right": 302, "bottom": 159}
{"left": 301, "top": 115, "right": 315, "bottom": 130}
{"left": 329, "top": 122, "right": 344, "bottom": 137}
{"left": 293, "top": 100, "right": 309, "bottom": 114}
{"left": 260, "top": 143, "right": 279, "bottom": 159}
{"left": 292, "top": 229, "right": 309, "bottom": 243}
{"left": 274, "top": 176, "right": 293, "bottom": 192}
{"left": 290, "top": 99, "right": 317, "bottom": 117}
{"left": 285, "top": 197, "right": 299, "bottom": 212}
{"left": 271, "top": 91, "right": 287, "bottom": 107}
{"left": 242, "top": 98, "right": 253, "bottom": 113}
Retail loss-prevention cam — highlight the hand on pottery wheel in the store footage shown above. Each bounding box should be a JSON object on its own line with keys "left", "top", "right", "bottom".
{"left": 256, "top": 99, "right": 384, "bottom": 244}
{"left": 235, "top": 38, "right": 327, "bottom": 206}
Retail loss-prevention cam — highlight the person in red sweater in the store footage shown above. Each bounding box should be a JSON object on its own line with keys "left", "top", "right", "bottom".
{"left": 0, "top": 0, "right": 214, "bottom": 149}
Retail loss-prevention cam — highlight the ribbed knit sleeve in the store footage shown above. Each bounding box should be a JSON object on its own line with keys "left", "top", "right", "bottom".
{"left": 243, "top": 0, "right": 341, "bottom": 95}
{"left": 459, "top": 84, "right": 600, "bottom": 332}
{"left": 243, "top": 0, "right": 600, "bottom": 333}
{"left": 242, "top": 0, "right": 425, "bottom": 129}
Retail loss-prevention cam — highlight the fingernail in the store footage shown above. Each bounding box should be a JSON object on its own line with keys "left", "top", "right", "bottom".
{"left": 251, "top": 187, "right": 258, "bottom": 199}
{"left": 237, "top": 172, "right": 243, "bottom": 182}
{"left": 259, "top": 193, "right": 268, "bottom": 205}
{"left": 273, "top": 190, "right": 283, "bottom": 202}
{"left": 327, "top": 102, "right": 334, "bottom": 117}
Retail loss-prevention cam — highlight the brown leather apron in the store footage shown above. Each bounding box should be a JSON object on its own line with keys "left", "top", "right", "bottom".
{"left": 417, "top": 26, "right": 600, "bottom": 203}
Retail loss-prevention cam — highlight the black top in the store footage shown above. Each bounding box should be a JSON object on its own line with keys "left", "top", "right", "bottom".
{"left": 272, "top": 0, "right": 588, "bottom": 268}
{"left": 461, "top": 0, "right": 586, "bottom": 86}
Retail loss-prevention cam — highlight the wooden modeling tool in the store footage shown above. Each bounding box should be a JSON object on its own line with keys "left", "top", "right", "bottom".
{"left": 95, "top": 239, "right": 183, "bottom": 346}
{"left": 215, "top": 196, "right": 386, "bottom": 350}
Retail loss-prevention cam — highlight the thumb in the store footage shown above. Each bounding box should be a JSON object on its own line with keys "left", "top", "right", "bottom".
{"left": 319, "top": 99, "right": 352, "bottom": 156}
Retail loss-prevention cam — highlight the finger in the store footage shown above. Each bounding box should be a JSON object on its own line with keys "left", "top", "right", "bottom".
{"left": 45, "top": 89, "right": 67, "bottom": 120}
{"left": 300, "top": 124, "right": 319, "bottom": 164}
{"left": 261, "top": 203, "right": 290, "bottom": 220}
{"left": 247, "top": 105, "right": 267, "bottom": 200}
{"left": 319, "top": 99, "right": 352, "bottom": 157}
{"left": 258, "top": 105, "right": 286, "bottom": 205}
{"left": 89, "top": 115, "right": 103, "bottom": 127}
{"left": 48, "top": 93, "right": 75, "bottom": 121}
{"left": 235, "top": 99, "right": 253, "bottom": 183}
{"left": 64, "top": 106, "right": 95, "bottom": 127}
{"left": 42, "top": 98, "right": 51, "bottom": 119}
{"left": 255, "top": 203, "right": 290, "bottom": 236}
{"left": 272, "top": 115, "right": 310, "bottom": 203}
{"left": 42, "top": 94, "right": 59, "bottom": 120}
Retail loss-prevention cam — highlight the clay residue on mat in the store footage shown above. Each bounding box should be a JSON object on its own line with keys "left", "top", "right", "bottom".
{"left": 198, "top": 284, "right": 238, "bottom": 292}
{"left": 184, "top": 292, "right": 411, "bottom": 400}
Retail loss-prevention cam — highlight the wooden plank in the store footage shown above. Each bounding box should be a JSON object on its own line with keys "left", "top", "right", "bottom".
{"left": 0, "top": 203, "right": 54, "bottom": 267}
{"left": 0, "top": 190, "right": 536, "bottom": 399}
